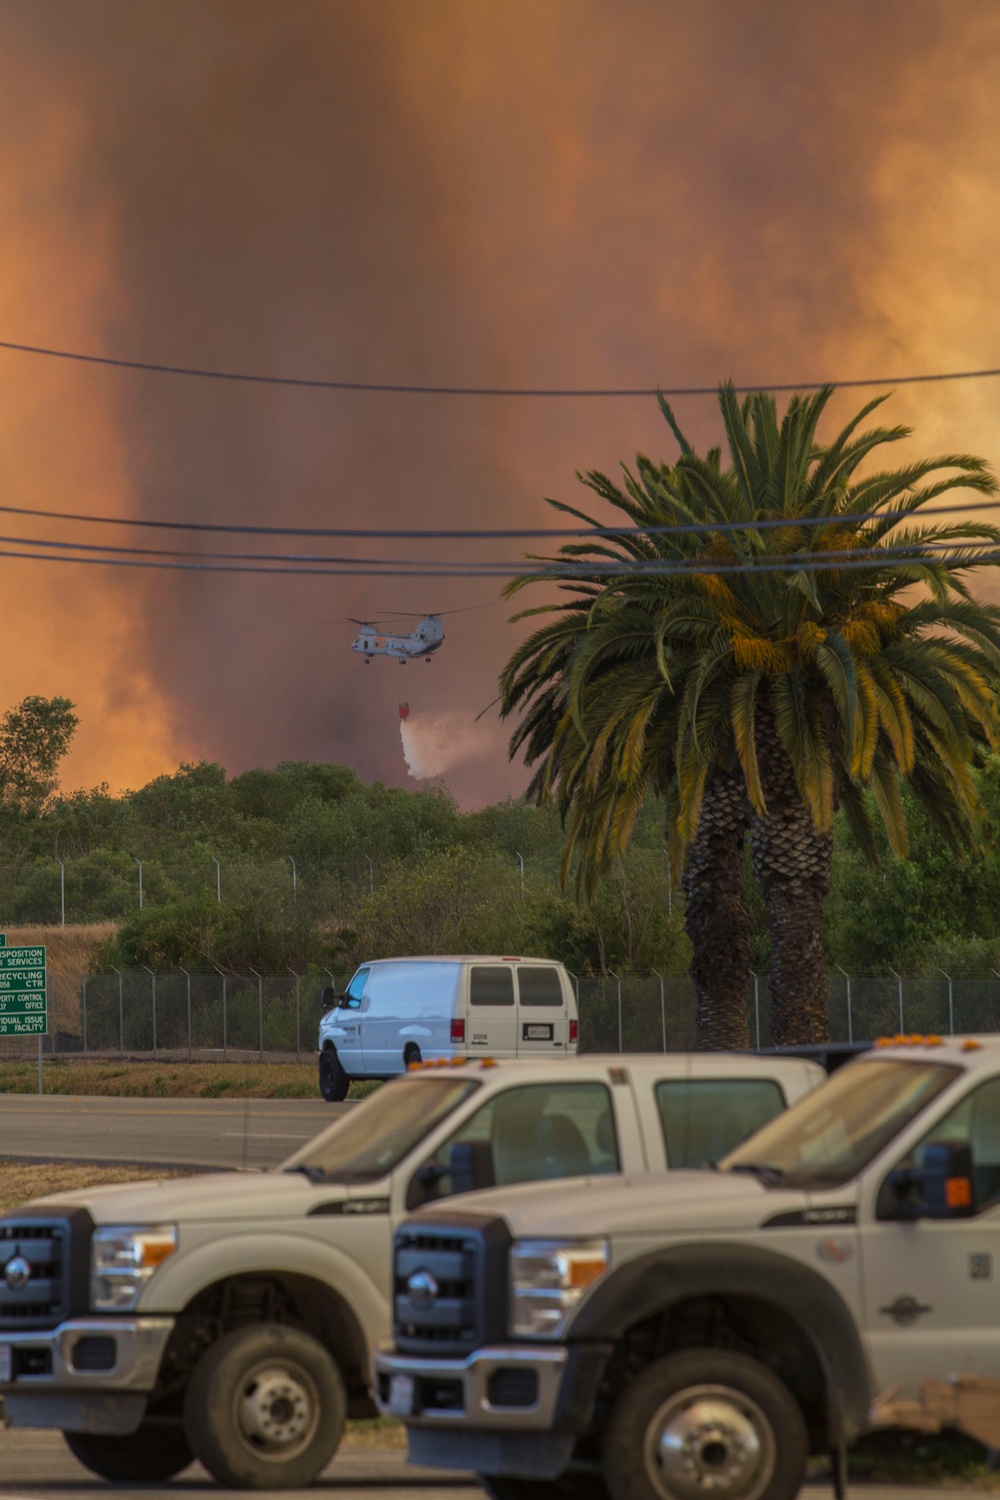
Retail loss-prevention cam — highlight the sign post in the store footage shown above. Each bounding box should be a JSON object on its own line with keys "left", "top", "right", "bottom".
{"left": 0, "top": 935, "right": 48, "bottom": 1095}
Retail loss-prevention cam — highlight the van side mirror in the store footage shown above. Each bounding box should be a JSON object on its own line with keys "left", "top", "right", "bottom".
{"left": 888, "top": 1140, "right": 976, "bottom": 1219}
{"left": 321, "top": 987, "right": 339, "bottom": 1011}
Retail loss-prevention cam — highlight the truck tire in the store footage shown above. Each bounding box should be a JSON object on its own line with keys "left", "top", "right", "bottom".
{"left": 64, "top": 1423, "right": 193, "bottom": 1481}
{"left": 481, "top": 1476, "right": 609, "bottom": 1499}
{"left": 183, "top": 1323, "right": 347, "bottom": 1489}
{"left": 319, "top": 1046, "right": 349, "bottom": 1102}
{"left": 601, "top": 1349, "right": 807, "bottom": 1500}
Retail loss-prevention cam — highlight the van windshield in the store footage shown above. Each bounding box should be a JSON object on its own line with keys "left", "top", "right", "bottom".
{"left": 719, "top": 1059, "right": 959, "bottom": 1189}
{"left": 283, "top": 1077, "right": 479, "bottom": 1183}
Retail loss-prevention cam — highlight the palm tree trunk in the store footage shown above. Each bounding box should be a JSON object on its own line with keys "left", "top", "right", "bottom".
{"left": 682, "top": 769, "right": 753, "bottom": 1049}
{"left": 750, "top": 702, "right": 831, "bottom": 1047}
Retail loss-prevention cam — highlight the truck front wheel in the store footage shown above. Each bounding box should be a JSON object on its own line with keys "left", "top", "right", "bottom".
{"left": 602, "top": 1350, "right": 807, "bottom": 1500}
{"left": 64, "top": 1423, "right": 193, "bottom": 1481}
{"left": 183, "top": 1323, "right": 347, "bottom": 1489}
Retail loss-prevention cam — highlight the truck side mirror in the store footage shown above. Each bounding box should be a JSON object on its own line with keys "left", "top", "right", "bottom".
{"left": 888, "top": 1139, "right": 976, "bottom": 1219}
{"left": 321, "top": 987, "right": 339, "bottom": 1011}
{"left": 449, "top": 1140, "right": 496, "bottom": 1197}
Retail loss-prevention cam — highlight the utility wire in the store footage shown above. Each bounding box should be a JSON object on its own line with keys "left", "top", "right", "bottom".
{"left": 2, "top": 336, "right": 1000, "bottom": 398}
{"left": 1, "top": 528, "right": 996, "bottom": 571}
{"left": 0, "top": 496, "right": 995, "bottom": 541}
{"left": 0, "top": 542, "right": 997, "bottom": 579}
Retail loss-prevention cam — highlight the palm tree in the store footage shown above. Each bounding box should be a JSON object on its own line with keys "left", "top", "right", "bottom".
{"left": 500, "top": 386, "right": 1000, "bottom": 1046}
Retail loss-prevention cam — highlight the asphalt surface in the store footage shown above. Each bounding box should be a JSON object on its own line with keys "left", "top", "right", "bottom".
{"left": 0, "top": 1428, "right": 482, "bottom": 1497}
{"left": 0, "top": 1434, "right": 985, "bottom": 1500}
{"left": 0, "top": 1096, "right": 350, "bottom": 1170}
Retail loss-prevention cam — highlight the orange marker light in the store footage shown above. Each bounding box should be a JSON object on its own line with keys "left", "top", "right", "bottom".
{"left": 480, "top": 1058, "right": 497, "bottom": 1069}
{"left": 962, "top": 1039, "right": 983, "bottom": 1052}
{"left": 946, "top": 1177, "right": 973, "bottom": 1209}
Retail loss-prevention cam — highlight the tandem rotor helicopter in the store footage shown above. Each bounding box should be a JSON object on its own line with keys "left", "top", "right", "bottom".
{"left": 349, "top": 613, "right": 445, "bottom": 665}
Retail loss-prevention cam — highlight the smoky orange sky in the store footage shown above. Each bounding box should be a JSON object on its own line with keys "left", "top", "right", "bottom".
{"left": 0, "top": 0, "right": 999, "bottom": 805}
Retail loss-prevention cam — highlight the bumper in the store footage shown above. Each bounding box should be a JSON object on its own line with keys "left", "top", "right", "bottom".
{"left": 0, "top": 1316, "right": 174, "bottom": 1423}
{"left": 375, "top": 1341, "right": 569, "bottom": 1431}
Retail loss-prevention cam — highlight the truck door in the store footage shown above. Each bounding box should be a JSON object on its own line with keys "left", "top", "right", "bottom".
{"left": 515, "top": 965, "right": 568, "bottom": 1055}
{"left": 466, "top": 965, "right": 517, "bottom": 1057}
{"left": 861, "top": 1073, "right": 1000, "bottom": 1393}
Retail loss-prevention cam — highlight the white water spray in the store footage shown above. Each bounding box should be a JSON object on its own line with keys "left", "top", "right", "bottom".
{"left": 400, "top": 712, "right": 493, "bottom": 780}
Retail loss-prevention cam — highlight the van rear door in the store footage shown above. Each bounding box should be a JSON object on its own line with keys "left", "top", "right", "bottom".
{"left": 515, "top": 965, "right": 569, "bottom": 1055}
{"left": 466, "top": 965, "right": 518, "bottom": 1058}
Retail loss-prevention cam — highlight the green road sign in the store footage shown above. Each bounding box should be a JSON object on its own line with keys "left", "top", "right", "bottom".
{"left": 0, "top": 940, "right": 47, "bottom": 1035}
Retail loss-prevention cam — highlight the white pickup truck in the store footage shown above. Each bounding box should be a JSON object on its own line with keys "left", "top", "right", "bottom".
{"left": 377, "top": 1035, "right": 1000, "bottom": 1500}
{"left": 0, "top": 1052, "right": 819, "bottom": 1489}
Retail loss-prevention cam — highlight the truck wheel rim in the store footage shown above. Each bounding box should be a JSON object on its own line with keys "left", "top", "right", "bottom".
{"left": 235, "top": 1360, "right": 320, "bottom": 1461}
{"left": 644, "top": 1384, "right": 775, "bottom": 1500}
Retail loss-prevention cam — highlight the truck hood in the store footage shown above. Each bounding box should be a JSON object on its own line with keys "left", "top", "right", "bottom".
{"left": 22, "top": 1169, "right": 351, "bottom": 1225}
{"left": 422, "top": 1169, "right": 810, "bottom": 1239}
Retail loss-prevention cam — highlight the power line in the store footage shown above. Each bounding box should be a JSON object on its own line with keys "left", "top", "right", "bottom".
{"left": 0, "top": 541, "right": 997, "bottom": 580}
{"left": 0, "top": 496, "right": 995, "bottom": 540}
{"left": 1, "top": 528, "right": 995, "bottom": 572}
{"left": 2, "top": 335, "right": 1000, "bottom": 397}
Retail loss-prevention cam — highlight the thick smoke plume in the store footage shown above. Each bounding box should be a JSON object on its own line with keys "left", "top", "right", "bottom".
{"left": 1, "top": 1, "right": 999, "bottom": 802}
{"left": 400, "top": 713, "right": 494, "bottom": 782}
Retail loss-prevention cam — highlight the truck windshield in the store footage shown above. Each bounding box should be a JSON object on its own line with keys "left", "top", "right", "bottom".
{"left": 282, "top": 1077, "right": 479, "bottom": 1183}
{"left": 719, "top": 1059, "right": 959, "bottom": 1189}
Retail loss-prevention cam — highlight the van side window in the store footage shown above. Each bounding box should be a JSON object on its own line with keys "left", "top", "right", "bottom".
{"left": 408, "top": 1082, "right": 619, "bottom": 1208}
{"left": 656, "top": 1079, "right": 785, "bottom": 1168}
{"left": 470, "top": 966, "right": 515, "bottom": 1007}
{"left": 518, "top": 967, "right": 564, "bottom": 1006}
{"left": 341, "top": 968, "right": 369, "bottom": 1010}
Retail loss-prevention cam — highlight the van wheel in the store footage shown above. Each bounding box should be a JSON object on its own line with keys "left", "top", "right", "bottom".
{"left": 184, "top": 1323, "right": 346, "bottom": 1489}
{"left": 403, "top": 1044, "right": 422, "bottom": 1068}
{"left": 481, "top": 1476, "right": 608, "bottom": 1499}
{"left": 319, "top": 1047, "right": 349, "bottom": 1101}
{"left": 64, "top": 1423, "right": 193, "bottom": 1481}
{"left": 602, "top": 1349, "right": 806, "bottom": 1500}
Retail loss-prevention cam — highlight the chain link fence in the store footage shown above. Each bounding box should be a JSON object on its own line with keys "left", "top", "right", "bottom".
{"left": 2, "top": 970, "right": 1000, "bottom": 1065}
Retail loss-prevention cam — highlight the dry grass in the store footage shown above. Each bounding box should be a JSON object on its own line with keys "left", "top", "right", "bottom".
{"left": 0, "top": 1057, "right": 380, "bottom": 1100}
{"left": 0, "top": 1158, "right": 192, "bottom": 1211}
{"left": 2, "top": 923, "right": 115, "bottom": 975}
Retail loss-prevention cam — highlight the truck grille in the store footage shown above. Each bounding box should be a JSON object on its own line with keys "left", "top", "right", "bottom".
{"left": 0, "top": 1210, "right": 92, "bottom": 1332}
{"left": 394, "top": 1214, "right": 510, "bottom": 1357}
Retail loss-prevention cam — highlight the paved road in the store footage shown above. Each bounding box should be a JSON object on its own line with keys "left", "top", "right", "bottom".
{"left": 0, "top": 1096, "right": 351, "bottom": 1170}
{"left": 0, "top": 1428, "right": 481, "bottom": 1497}
{"left": 0, "top": 1433, "right": 985, "bottom": 1500}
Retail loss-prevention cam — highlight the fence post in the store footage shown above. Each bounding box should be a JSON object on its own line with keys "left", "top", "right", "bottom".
{"left": 112, "top": 967, "right": 123, "bottom": 1056}
{"left": 836, "top": 966, "right": 853, "bottom": 1045}
{"left": 144, "top": 968, "right": 156, "bottom": 1055}
{"left": 180, "top": 967, "right": 191, "bottom": 1060}
{"left": 650, "top": 969, "right": 666, "bottom": 1052}
{"left": 937, "top": 967, "right": 954, "bottom": 1036}
{"left": 749, "top": 972, "right": 760, "bottom": 1051}
{"left": 608, "top": 971, "right": 622, "bottom": 1052}
{"left": 289, "top": 968, "right": 301, "bottom": 1062}
{"left": 81, "top": 974, "right": 87, "bottom": 1054}
{"left": 889, "top": 968, "right": 904, "bottom": 1033}
{"left": 214, "top": 967, "right": 227, "bottom": 1056}
{"left": 251, "top": 968, "right": 263, "bottom": 1061}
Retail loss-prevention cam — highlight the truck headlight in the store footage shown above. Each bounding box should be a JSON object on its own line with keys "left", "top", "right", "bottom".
{"left": 91, "top": 1226, "right": 177, "bottom": 1312}
{"left": 509, "top": 1239, "right": 609, "bottom": 1339}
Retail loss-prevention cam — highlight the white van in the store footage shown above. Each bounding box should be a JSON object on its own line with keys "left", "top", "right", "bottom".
{"left": 317, "top": 955, "right": 578, "bottom": 1100}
